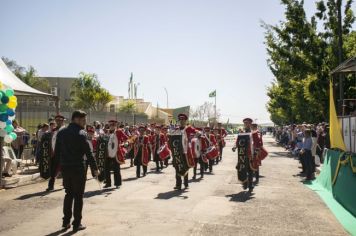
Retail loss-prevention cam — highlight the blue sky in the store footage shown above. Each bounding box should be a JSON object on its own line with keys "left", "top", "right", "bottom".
{"left": 0, "top": 0, "right": 317, "bottom": 123}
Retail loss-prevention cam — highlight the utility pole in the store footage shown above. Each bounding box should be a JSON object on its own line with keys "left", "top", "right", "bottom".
{"left": 164, "top": 87, "right": 169, "bottom": 108}
{"left": 336, "top": 0, "right": 344, "bottom": 103}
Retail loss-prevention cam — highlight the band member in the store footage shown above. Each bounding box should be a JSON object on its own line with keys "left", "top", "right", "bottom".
{"left": 86, "top": 126, "right": 97, "bottom": 154}
{"left": 152, "top": 125, "right": 164, "bottom": 172}
{"left": 192, "top": 128, "right": 204, "bottom": 179}
{"left": 251, "top": 123, "right": 268, "bottom": 184}
{"left": 173, "top": 114, "right": 196, "bottom": 190}
{"left": 160, "top": 126, "right": 170, "bottom": 167}
{"left": 134, "top": 126, "right": 150, "bottom": 178}
{"left": 104, "top": 120, "right": 122, "bottom": 188}
{"left": 233, "top": 117, "right": 254, "bottom": 192}
{"left": 215, "top": 122, "right": 228, "bottom": 163}
{"left": 204, "top": 127, "right": 218, "bottom": 172}
{"left": 46, "top": 114, "right": 65, "bottom": 192}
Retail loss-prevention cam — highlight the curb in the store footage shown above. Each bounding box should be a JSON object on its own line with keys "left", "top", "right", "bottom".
{"left": 1, "top": 173, "right": 44, "bottom": 188}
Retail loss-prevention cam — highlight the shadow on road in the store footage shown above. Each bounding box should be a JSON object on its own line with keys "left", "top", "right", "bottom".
{"left": 188, "top": 177, "right": 203, "bottom": 183}
{"left": 226, "top": 191, "right": 255, "bottom": 202}
{"left": 123, "top": 177, "right": 138, "bottom": 182}
{"left": 84, "top": 188, "right": 115, "bottom": 198}
{"left": 155, "top": 190, "right": 189, "bottom": 200}
{"left": 45, "top": 228, "right": 78, "bottom": 236}
{"left": 14, "top": 189, "right": 63, "bottom": 200}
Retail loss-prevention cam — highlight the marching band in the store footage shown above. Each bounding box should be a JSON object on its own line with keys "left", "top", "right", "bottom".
{"left": 41, "top": 113, "right": 267, "bottom": 193}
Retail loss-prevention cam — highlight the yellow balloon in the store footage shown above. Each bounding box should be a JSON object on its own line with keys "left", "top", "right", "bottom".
{"left": 8, "top": 100, "right": 17, "bottom": 109}
{"left": 0, "top": 81, "right": 3, "bottom": 89}
{"left": 9, "top": 96, "right": 17, "bottom": 102}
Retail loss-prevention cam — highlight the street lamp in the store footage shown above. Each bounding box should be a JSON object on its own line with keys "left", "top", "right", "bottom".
{"left": 164, "top": 87, "right": 169, "bottom": 108}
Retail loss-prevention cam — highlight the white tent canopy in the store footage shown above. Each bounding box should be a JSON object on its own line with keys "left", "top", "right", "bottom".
{"left": 0, "top": 58, "right": 52, "bottom": 96}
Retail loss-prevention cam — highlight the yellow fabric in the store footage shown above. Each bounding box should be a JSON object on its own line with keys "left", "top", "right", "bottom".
{"left": 329, "top": 80, "right": 346, "bottom": 151}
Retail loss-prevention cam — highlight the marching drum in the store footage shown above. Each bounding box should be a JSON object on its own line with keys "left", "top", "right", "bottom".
{"left": 205, "top": 146, "right": 219, "bottom": 160}
{"left": 158, "top": 144, "right": 171, "bottom": 160}
{"left": 108, "top": 133, "right": 118, "bottom": 158}
{"left": 191, "top": 138, "right": 201, "bottom": 159}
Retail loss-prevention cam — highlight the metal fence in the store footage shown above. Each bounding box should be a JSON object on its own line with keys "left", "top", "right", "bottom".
{"left": 339, "top": 116, "right": 356, "bottom": 153}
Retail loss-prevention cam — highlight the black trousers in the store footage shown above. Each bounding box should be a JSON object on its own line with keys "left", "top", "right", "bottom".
{"left": 175, "top": 167, "right": 188, "bottom": 187}
{"left": 304, "top": 150, "right": 314, "bottom": 179}
{"left": 208, "top": 159, "right": 214, "bottom": 172}
{"left": 136, "top": 163, "right": 147, "bottom": 177}
{"left": 193, "top": 158, "right": 204, "bottom": 178}
{"left": 105, "top": 158, "right": 122, "bottom": 186}
{"left": 219, "top": 145, "right": 223, "bottom": 161}
{"left": 62, "top": 167, "right": 86, "bottom": 227}
{"left": 164, "top": 158, "right": 169, "bottom": 167}
{"left": 48, "top": 156, "right": 60, "bottom": 189}
{"left": 155, "top": 160, "right": 163, "bottom": 171}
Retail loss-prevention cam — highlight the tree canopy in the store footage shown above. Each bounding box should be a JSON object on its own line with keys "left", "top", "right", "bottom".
{"left": 71, "top": 72, "right": 113, "bottom": 111}
{"left": 263, "top": 0, "right": 355, "bottom": 125}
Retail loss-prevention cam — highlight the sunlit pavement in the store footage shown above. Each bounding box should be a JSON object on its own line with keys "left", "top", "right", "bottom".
{"left": 0, "top": 135, "right": 347, "bottom": 236}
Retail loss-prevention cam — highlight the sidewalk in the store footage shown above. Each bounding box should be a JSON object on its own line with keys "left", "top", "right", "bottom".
{"left": 1, "top": 165, "right": 43, "bottom": 188}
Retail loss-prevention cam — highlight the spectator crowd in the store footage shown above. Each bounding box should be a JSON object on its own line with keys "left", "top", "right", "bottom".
{"left": 273, "top": 123, "right": 330, "bottom": 180}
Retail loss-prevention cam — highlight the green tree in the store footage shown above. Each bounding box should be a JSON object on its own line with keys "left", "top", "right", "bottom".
{"left": 263, "top": 0, "right": 355, "bottom": 125}
{"left": 71, "top": 72, "right": 113, "bottom": 111}
{"left": 118, "top": 101, "right": 136, "bottom": 114}
{"left": 2, "top": 57, "right": 50, "bottom": 93}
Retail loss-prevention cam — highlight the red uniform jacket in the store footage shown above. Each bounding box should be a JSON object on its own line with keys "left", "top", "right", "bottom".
{"left": 134, "top": 135, "right": 150, "bottom": 166}
{"left": 116, "top": 129, "right": 129, "bottom": 164}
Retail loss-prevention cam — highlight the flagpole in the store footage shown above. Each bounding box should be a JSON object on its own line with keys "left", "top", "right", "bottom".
{"left": 214, "top": 91, "right": 217, "bottom": 123}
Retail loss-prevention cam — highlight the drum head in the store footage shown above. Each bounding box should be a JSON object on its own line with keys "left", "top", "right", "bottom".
{"left": 108, "top": 133, "right": 118, "bottom": 157}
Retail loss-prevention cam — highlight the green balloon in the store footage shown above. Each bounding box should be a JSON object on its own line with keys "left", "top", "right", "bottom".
{"left": 9, "top": 132, "right": 17, "bottom": 140}
{"left": 0, "top": 104, "right": 7, "bottom": 112}
{"left": 5, "top": 124, "right": 14, "bottom": 133}
{"left": 5, "top": 89, "right": 14, "bottom": 97}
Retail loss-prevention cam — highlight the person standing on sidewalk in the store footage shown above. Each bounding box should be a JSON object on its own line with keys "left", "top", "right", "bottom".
{"left": 46, "top": 114, "right": 66, "bottom": 191}
{"left": 300, "top": 129, "right": 314, "bottom": 181}
{"left": 55, "top": 110, "right": 99, "bottom": 232}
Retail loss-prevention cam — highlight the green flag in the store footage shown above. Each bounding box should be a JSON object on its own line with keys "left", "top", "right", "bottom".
{"left": 209, "top": 90, "right": 216, "bottom": 98}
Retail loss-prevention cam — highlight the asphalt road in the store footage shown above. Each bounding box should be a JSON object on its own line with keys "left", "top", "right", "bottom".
{"left": 0, "top": 135, "right": 347, "bottom": 236}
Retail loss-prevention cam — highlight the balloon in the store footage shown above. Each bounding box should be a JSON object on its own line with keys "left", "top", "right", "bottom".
{"left": 6, "top": 109, "right": 15, "bottom": 116}
{"left": 5, "top": 89, "right": 14, "bottom": 97}
{"left": 7, "top": 100, "right": 17, "bottom": 109}
{"left": 0, "top": 121, "right": 6, "bottom": 129}
{"left": 0, "top": 81, "right": 3, "bottom": 89}
{"left": 9, "top": 96, "right": 17, "bottom": 102}
{"left": 8, "top": 115, "right": 15, "bottom": 121}
{"left": 0, "top": 104, "right": 7, "bottom": 112}
{"left": 0, "top": 114, "right": 8, "bottom": 122}
{"left": 5, "top": 124, "right": 14, "bottom": 133}
{"left": 4, "top": 134, "right": 13, "bottom": 143}
{"left": 9, "top": 132, "right": 17, "bottom": 140}
{"left": 6, "top": 120, "right": 12, "bottom": 125}
{"left": 0, "top": 129, "right": 7, "bottom": 137}
{"left": 1, "top": 95, "right": 9, "bottom": 104}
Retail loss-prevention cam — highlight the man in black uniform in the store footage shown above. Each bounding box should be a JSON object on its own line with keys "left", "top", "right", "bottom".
{"left": 233, "top": 118, "right": 254, "bottom": 192}
{"left": 55, "top": 110, "right": 98, "bottom": 232}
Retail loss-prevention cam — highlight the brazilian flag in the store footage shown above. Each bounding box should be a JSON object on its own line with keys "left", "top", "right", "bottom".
{"left": 209, "top": 90, "right": 216, "bottom": 98}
